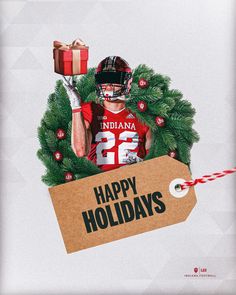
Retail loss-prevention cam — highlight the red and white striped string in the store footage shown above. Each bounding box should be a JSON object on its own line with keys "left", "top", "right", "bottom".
{"left": 180, "top": 167, "right": 236, "bottom": 190}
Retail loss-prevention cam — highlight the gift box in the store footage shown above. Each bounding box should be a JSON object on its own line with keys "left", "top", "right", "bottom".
{"left": 53, "top": 39, "right": 89, "bottom": 76}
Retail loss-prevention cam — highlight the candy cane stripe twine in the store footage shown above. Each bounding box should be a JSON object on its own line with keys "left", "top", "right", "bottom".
{"left": 180, "top": 167, "right": 236, "bottom": 190}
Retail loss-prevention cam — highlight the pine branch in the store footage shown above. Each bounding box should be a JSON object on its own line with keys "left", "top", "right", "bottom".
{"left": 164, "top": 89, "right": 183, "bottom": 101}
{"left": 77, "top": 157, "right": 102, "bottom": 176}
{"left": 53, "top": 85, "right": 71, "bottom": 123}
{"left": 43, "top": 110, "right": 60, "bottom": 130}
{"left": 161, "top": 97, "right": 176, "bottom": 110}
{"left": 132, "top": 64, "right": 154, "bottom": 83}
{"left": 149, "top": 74, "right": 171, "bottom": 91}
{"left": 172, "top": 99, "right": 196, "bottom": 116}
{"left": 37, "top": 149, "right": 63, "bottom": 177}
{"left": 62, "top": 157, "right": 76, "bottom": 172}
{"left": 167, "top": 113, "right": 194, "bottom": 130}
{"left": 77, "top": 68, "right": 96, "bottom": 100}
{"left": 147, "top": 101, "right": 170, "bottom": 117}
{"left": 58, "top": 140, "right": 75, "bottom": 159}
{"left": 45, "top": 130, "right": 58, "bottom": 152}
{"left": 176, "top": 136, "right": 191, "bottom": 164}
{"left": 84, "top": 91, "right": 96, "bottom": 103}
{"left": 42, "top": 171, "right": 65, "bottom": 186}
{"left": 130, "top": 86, "right": 162, "bottom": 102}
{"left": 152, "top": 130, "right": 169, "bottom": 157}
{"left": 37, "top": 126, "right": 51, "bottom": 154}
{"left": 159, "top": 128, "right": 177, "bottom": 150}
{"left": 173, "top": 128, "right": 200, "bottom": 145}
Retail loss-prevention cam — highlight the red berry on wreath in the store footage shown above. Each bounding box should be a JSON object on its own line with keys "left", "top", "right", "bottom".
{"left": 64, "top": 172, "right": 74, "bottom": 182}
{"left": 137, "top": 100, "right": 147, "bottom": 112}
{"left": 155, "top": 116, "right": 165, "bottom": 127}
{"left": 56, "top": 128, "right": 66, "bottom": 140}
{"left": 53, "top": 150, "right": 63, "bottom": 161}
{"left": 138, "top": 78, "right": 149, "bottom": 89}
{"left": 168, "top": 150, "right": 177, "bottom": 158}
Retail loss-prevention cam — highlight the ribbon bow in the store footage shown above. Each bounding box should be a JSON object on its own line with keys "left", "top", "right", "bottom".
{"left": 53, "top": 38, "right": 87, "bottom": 50}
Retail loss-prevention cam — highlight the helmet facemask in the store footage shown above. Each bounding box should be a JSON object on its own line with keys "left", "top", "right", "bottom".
{"left": 99, "top": 83, "right": 124, "bottom": 101}
{"left": 95, "top": 60, "right": 132, "bottom": 101}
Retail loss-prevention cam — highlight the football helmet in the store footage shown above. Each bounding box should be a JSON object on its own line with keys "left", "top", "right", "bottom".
{"left": 95, "top": 56, "right": 132, "bottom": 101}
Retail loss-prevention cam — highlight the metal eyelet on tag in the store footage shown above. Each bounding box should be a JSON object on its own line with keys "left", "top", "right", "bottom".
{"left": 169, "top": 178, "right": 189, "bottom": 198}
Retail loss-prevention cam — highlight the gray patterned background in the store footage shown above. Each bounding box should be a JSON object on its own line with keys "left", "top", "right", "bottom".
{"left": 0, "top": 0, "right": 236, "bottom": 294}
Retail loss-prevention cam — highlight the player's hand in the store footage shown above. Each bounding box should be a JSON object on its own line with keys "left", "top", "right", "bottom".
{"left": 64, "top": 80, "right": 81, "bottom": 110}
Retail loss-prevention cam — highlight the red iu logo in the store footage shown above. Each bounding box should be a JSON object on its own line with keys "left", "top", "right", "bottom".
{"left": 58, "top": 130, "right": 64, "bottom": 138}
{"left": 194, "top": 267, "right": 198, "bottom": 273}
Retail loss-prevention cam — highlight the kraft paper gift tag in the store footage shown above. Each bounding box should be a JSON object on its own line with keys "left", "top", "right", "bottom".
{"left": 49, "top": 156, "right": 196, "bottom": 253}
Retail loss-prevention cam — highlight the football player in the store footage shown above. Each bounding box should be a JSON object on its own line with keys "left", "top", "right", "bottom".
{"left": 65, "top": 56, "right": 152, "bottom": 172}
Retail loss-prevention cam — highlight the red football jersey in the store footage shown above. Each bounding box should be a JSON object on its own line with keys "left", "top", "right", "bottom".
{"left": 81, "top": 102, "right": 149, "bottom": 171}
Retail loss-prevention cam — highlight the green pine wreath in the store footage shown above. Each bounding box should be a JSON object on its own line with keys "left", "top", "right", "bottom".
{"left": 37, "top": 65, "right": 199, "bottom": 186}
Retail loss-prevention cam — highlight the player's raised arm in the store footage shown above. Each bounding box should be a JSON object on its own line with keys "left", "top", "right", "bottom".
{"left": 65, "top": 83, "right": 91, "bottom": 157}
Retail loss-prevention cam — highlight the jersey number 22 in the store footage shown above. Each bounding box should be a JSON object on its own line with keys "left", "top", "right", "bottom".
{"left": 95, "top": 131, "right": 138, "bottom": 165}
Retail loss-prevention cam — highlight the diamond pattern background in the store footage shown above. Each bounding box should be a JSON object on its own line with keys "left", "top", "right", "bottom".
{"left": 0, "top": 0, "right": 236, "bottom": 294}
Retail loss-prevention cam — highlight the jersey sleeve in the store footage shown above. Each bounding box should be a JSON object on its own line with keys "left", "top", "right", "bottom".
{"left": 81, "top": 102, "right": 93, "bottom": 124}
